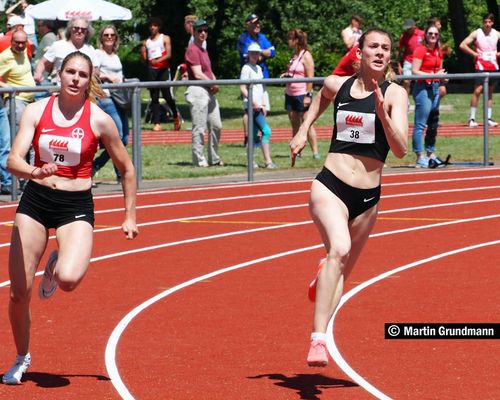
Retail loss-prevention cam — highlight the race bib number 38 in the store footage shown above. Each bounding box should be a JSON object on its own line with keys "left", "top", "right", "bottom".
{"left": 336, "top": 110, "right": 376, "bottom": 144}
{"left": 39, "top": 134, "right": 82, "bottom": 166}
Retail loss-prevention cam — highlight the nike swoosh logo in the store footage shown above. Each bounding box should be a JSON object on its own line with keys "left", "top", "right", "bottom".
{"left": 41, "top": 128, "right": 55, "bottom": 133}
{"left": 75, "top": 214, "right": 86, "bottom": 219}
{"left": 338, "top": 102, "right": 349, "bottom": 108}
{"left": 363, "top": 197, "right": 375, "bottom": 203}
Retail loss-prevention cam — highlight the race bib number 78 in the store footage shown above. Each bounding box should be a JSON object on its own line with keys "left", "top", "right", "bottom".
{"left": 38, "top": 134, "right": 82, "bottom": 166}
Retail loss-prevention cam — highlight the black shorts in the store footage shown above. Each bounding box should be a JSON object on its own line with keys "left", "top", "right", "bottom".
{"left": 315, "top": 167, "right": 381, "bottom": 221}
{"left": 16, "top": 180, "right": 95, "bottom": 229}
{"left": 474, "top": 70, "right": 498, "bottom": 87}
{"left": 285, "top": 94, "right": 309, "bottom": 112}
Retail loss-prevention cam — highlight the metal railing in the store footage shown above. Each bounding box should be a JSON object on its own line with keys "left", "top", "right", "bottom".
{"left": 0, "top": 71, "right": 496, "bottom": 200}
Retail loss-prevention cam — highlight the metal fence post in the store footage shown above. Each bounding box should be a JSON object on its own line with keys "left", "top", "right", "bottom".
{"left": 482, "top": 74, "right": 490, "bottom": 166}
{"left": 131, "top": 86, "right": 142, "bottom": 188}
{"left": 247, "top": 84, "right": 254, "bottom": 182}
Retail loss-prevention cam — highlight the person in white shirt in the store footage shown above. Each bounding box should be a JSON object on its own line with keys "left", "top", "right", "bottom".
{"left": 5, "top": 0, "right": 37, "bottom": 49}
{"left": 459, "top": 13, "right": 500, "bottom": 127}
{"left": 341, "top": 14, "right": 363, "bottom": 50}
{"left": 34, "top": 17, "right": 99, "bottom": 84}
{"left": 239, "top": 42, "right": 276, "bottom": 169}
{"left": 93, "top": 24, "right": 129, "bottom": 184}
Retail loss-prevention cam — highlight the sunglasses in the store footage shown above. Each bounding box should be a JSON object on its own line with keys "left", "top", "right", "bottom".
{"left": 196, "top": 28, "right": 208, "bottom": 33}
{"left": 103, "top": 33, "right": 116, "bottom": 38}
{"left": 427, "top": 32, "right": 439, "bottom": 36}
{"left": 72, "top": 26, "right": 88, "bottom": 33}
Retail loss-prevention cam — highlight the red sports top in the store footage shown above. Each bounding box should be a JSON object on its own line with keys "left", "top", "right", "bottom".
{"left": 332, "top": 45, "right": 358, "bottom": 76}
{"left": 412, "top": 45, "right": 443, "bottom": 84}
{"left": 33, "top": 96, "right": 99, "bottom": 179}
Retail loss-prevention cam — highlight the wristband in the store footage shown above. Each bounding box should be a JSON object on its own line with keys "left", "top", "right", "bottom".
{"left": 30, "top": 167, "right": 39, "bottom": 178}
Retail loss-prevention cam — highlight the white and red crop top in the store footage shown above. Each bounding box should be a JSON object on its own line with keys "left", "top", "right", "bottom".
{"left": 33, "top": 96, "right": 99, "bottom": 179}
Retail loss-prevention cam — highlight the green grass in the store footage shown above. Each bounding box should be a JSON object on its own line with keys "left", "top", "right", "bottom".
{"left": 95, "top": 86, "right": 499, "bottom": 182}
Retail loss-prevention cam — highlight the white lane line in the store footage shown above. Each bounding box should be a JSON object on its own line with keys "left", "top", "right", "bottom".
{"left": 104, "top": 213, "right": 500, "bottom": 399}
{"left": 104, "top": 244, "right": 321, "bottom": 400}
{"left": 0, "top": 220, "right": 311, "bottom": 288}
{"left": 326, "top": 239, "right": 500, "bottom": 400}
{"left": 383, "top": 174, "right": 500, "bottom": 187}
{"left": 0, "top": 193, "right": 499, "bottom": 252}
{"left": 0, "top": 167, "right": 497, "bottom": 208}
{"left": 90, "top": 185, "right": 500, "bottom": 215}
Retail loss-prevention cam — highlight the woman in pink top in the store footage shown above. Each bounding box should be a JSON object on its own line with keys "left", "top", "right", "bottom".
{"left": 282, "top": 29, "right": 320, "bottom": 160}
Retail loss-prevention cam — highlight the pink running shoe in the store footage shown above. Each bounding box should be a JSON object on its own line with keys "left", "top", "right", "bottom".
{"left": 308, "top": 258, "right": 326, "bottom": 302}
{"left": 307, "top": 340, "right": 328, "bottom": 367}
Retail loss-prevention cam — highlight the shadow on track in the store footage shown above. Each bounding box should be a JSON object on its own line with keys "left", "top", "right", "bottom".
{"left": 3, "top": 371, "right": 111, "bottom": 388}
{"left": 248, "top": 372, "right": 357, "bottom": 400}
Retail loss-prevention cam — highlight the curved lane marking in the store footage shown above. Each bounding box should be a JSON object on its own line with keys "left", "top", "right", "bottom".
{"left": 326, "top": 239, "right": 500, "bottom": 400}
{"left": 105, "top": 213, "right": 500, "bottom": 399}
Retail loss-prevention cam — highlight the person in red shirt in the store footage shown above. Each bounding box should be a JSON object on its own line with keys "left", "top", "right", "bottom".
{"left": 411, "top": 24, "right": 446, "bottom": 168}
{"left": 332, "top": 45, "right": 359, "bottom": 76}
{"left": 396, "top": 19, "right": 425, "bottom": 93}
{"left": 184, "top": 19, "right": 224, "bottom": 168}
{"left": 2, "top": 51, "right": 138, "bottom": 385}
{"left": 0, "top": 16, "right": 33, "bottom": 57}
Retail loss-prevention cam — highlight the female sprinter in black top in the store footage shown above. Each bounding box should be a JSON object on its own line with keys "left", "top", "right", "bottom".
{"left": 290, "top": 28, "right": 408, "bottom": 367}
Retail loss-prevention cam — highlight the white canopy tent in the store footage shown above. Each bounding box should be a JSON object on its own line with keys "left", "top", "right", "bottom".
{"left": 26, "top": 0, "right": 132, "bottom": 21}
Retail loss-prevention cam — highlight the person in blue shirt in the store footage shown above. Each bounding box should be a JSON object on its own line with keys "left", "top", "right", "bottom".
{"left": 237, "top": 13, "right": 276, "bottom": 144}
{"left": 237, "top": 13, "right": 276, "bottom": 78}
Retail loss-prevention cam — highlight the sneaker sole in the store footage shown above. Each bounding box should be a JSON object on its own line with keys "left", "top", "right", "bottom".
{"left": 307, "top": 359, "right": 328, "bottom": 367}
{"left": 38, "top": 250, "right": 58, "bottom": 300}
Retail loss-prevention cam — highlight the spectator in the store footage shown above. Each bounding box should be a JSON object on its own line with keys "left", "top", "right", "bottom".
{"left": 0, "top": 97, "right": 12, "bottom": 195}
{"left": 341, "top": 14, "right": 363, "bottom": 50}
{"left": 459, "top": 13, "right": 500, "bottom": 128}
{"left": 34, "top": 17, "right": 100, "bottom": 84}
{"left": 33, "top": 20, "right": 56, "bottom": 67}
{"left": 140, "top": 17, "right": 181, "bottom": 132}
{"left": 0, "top": 30, "right": 35, "bottom": 136}
{"left": 184, "top": 14, "right": 203, "bottom": 48}
{"left": 0, "top": 16, "right": 34, "bottom": 57}
{"left": 332, "top": 45, "right": 360, "bottom": 76}
{"left": 427, "top": 16, "right": 442, "bottom": 31}
{"left": 93, "top": 24, "right": 129, "bottom": 184}
{"left": 184, "top": 19, "right": 224, "bottom": 168}
{"left": 396, "top": 19, "right": 425, "bottom": 93}
{"left": 240, "top": 42, "right": 276, "bottom": 169}
{"left": 282, "top": 29, "right": 320, "bottom": 159}
{"left": 237, "top": 13, "right": 275, "bottom": 78}
{"left": 5, "top": 0, "right": 37, "bottom": 49}
{"left": 411, "top": 24, "right": 446, "bottom": 168}
{"left": 425, "top": 17, "right": 453, "bottom": 168}
{"left": 33, "top": 19, "right": 57, "bottom": 100}
{"left": 182, "top": 14, "right": 205, "bottom": 81}
{"left": 237, "top": 13, "right": 275, "bottom": 144}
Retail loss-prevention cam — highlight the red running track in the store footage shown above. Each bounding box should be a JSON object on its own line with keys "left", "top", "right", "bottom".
{"left": 0, "top": 167, "right": 499, "bottom": 399}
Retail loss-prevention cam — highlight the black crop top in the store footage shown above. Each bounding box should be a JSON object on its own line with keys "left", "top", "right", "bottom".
{"left": 329, "top": 75, "right": 391, "bottom": 162}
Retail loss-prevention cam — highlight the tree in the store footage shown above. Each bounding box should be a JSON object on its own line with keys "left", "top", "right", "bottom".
{"left": 447, "top": 0, "right": 472, "bottom": 73}
{"left": 99, "top": 0, "right": 496, "bottom": 79}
